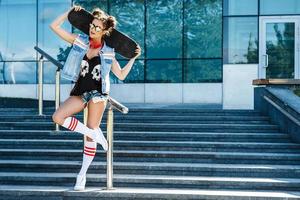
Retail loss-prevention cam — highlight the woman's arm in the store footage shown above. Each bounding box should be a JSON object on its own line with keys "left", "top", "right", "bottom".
{"left": 49, "top": 6, "right": 82, "bottom": 44}
{"left": 111, "top": 46, "right": 142, "bottom": 80}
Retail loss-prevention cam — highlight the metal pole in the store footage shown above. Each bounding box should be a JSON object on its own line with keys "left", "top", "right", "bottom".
{"left": 38, "top": 56, "right": 44, "bottom": 116}
{"left": 55, "top": 70, "right": 60, "bottom": 131}
{"left": 106, "top": 106, "right": 114, "bottom": 190}
{"left": 83, "top": 107, "right": 88, "bottom": 148}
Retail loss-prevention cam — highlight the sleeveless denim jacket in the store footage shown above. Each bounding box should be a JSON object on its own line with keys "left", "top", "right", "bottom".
{"left": 61, "top": 33, "right": 115, "bottom": 95}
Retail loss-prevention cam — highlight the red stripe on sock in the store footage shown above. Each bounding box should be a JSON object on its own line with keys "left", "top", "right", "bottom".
{"left": 71, "top": 117, "right": 78, "bottom": 131}
{"left": 84, "top": 149, "right": 96, "bottom": 154}
{"left": 67, "top": 117, "right": 74, "bottom": 130}
{"left": 84, "top": 152, "right": 95, "bottom": 156}
{"left": 84, "top": 146, "right": 96, "bottom": 150}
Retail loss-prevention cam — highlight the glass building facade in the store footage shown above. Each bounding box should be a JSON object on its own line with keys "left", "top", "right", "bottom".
{"left": 0, "top": 0, "right": 300, "bottom": 84}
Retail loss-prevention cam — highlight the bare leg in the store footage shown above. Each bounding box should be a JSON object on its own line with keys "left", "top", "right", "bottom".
{"left": 52, "top": 96, "right": 86, "bottom": 125}
{"left": 85, "top": 100, "right": 107, "bottom": 141}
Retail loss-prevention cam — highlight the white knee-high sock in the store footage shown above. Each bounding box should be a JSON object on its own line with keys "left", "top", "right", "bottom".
{"left": 78, "top": 140, "right": 97, "bottom": 176}
{"left": 62, "top": 116, "right": 95, "bottom": 139}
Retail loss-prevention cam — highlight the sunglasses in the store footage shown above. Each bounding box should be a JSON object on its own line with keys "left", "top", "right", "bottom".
{"left": 89, "top": 23, "right": 103, "bottom": 32}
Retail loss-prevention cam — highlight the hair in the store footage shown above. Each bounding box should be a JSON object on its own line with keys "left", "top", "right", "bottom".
{"left": 92, "top": 8, "right": 117, "bottom": 36}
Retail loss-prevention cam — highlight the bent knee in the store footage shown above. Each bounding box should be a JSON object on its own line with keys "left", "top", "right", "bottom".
{"left": 52, "top": 112, "right": 64, "bottom": 125}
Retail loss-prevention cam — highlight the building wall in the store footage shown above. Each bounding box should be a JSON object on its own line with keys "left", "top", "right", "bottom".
{"left": 0, "top": 83, "right": 222, "bottom": 104}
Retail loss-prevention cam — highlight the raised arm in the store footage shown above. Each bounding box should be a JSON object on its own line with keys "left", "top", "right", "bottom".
{"left": 111, "top": 46, "right": 142, "bottom": 80}
{"left": 49, "top": 6, "right": 81, "bottom": 44}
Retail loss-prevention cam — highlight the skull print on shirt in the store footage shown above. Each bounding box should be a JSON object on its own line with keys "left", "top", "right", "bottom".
{"left": 80, "top": 60, "right": 89, "bottom": 77}
{"left": 91, "top": 64, "right": 101, "bottom": 81}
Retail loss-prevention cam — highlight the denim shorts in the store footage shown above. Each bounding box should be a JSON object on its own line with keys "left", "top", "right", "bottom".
{"left": 81, "top": 90, "right": 108, "bottom": 104}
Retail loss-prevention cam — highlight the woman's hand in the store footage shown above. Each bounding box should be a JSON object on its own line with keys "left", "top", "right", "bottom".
{"left": 72, "top": 5, "right": 83, "bottom": 12}
{"left": 131, "top": 45, "right": 142, "bottom": 60}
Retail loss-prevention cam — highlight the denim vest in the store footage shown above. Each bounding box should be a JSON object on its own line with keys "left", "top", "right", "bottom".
{"left": 61, "top": 33, "right": 115, "bottom": 95}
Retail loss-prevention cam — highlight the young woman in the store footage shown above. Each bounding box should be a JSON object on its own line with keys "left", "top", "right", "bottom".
{"left": 50, "top": 5, "right": 141, "bottom": 191}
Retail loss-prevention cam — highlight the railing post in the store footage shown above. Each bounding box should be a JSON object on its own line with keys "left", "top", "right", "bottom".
{"left": 38, "top": 55, "right": 44, "bottom": 116}
{"left": 106, "top": 106, "right": 114, "bottom": 190}
{"left": 83, "top": 107, "right": 88, "bottom": 145}
{"left": 55, "top": 69, "right": 60, "bottom": 131}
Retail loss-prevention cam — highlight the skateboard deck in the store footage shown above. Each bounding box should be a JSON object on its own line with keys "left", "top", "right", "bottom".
{"left": 68, "top": 8, "right": 139, "bottom": 59}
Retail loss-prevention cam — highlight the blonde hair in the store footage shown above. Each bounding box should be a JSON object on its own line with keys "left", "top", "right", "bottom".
{"left": 92, "top": 8, "right": 117, "bottom": 36}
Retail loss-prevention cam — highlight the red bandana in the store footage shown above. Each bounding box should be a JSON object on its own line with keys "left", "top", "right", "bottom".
{"left": 89, "top": 39, "right": 103, "bottom": 49}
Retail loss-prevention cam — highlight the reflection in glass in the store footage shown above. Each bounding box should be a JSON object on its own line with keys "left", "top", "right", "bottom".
{"left": 146, "top": 60, "right": 182, "bottom": 83}
{"left": 146, "top": 0, "right": 182, "bottom": 58}
{"left": 0, "top": 0, "right": 36, "bottom": 61}
{"left": 223, "top": 17, "right": 258, "bottom": 64}
{"left": 261, "top": 0, "right": 300, "bottom": 15}
{"left": 110, "top": 0, "right": 145, "bottom": 59}
{"left": 223, "top": 0, "right": 258, "bottom": 16}
{"left": 185, "top": 0, "right": 222, "bottom": 58}
{"left": 266, "top": 23, "right": 295, "bottom": 78}
{"left": 3, "top": 62, "right": 37, "bottom": 84}
{"left": 110, "top": 60, "right": 144, "bottom": 83}
{"left": 184, "top": 59, "right": 222, "bottom": 83}
{"left": 44, "top": 62, "right": 72, "bottom": 84}
{"left": 73, "top": 0, "right": 107, "bottom": 12}
{"left": 38, "top": 0, "right": 72, "bottom": 61}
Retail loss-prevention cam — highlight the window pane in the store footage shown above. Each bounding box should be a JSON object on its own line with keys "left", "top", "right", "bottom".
{"left": 0, "top": 0, "right": 36, "bottom": 61}
{"left": 184, "top": 59, "right": 222, "bottom": 83}
{"left": 38, "top": 0, "right": 72, "bottom": 61}
{"left": 0, "top": 62, "right": 5, "bottom": 84}
{"left": 146, "top": 60, "right": 182, "bottom": 83}
{"left": 223, "top": 0, "right": 258, "bottom": 16}
{"left": 223, "top": 17, "right": 258, "bottom": 64}
{"left": 146, "top": 0, "right": 182, "bottom": 59}
{"left": 185, "top": 0, "right": 222, "bottom": 58}
{"left": 3, "top": 62, "right": 36, "bottom": 84}
{"left": 110, "top": 0, "right": 145, "bottom": 59}
{"left": 111, "top": 60, "right": 144, "bottom": 83}
{"left": 44, "top": 62, "right": 72, "bottom": 84}
{"left": 266, "top": 23, "right": 295, "bottom": 78}
{"left": 261, "top": 0, "right": 300, "bottom": 15}
{"left": 73, "top": 0, "right": 107, "bottom": 12}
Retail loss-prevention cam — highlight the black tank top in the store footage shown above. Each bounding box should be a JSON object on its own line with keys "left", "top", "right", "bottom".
{"left": 70, "top": 54, "right": 102, "bottom": 96}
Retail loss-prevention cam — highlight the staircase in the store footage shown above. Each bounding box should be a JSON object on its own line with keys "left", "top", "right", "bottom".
{"left": 0, "top": 105, "right": 300, "bottom": 200}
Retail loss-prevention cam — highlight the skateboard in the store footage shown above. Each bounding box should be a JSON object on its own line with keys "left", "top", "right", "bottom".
{"left": 68, "top": 8, "right": 139, "bottom": 59}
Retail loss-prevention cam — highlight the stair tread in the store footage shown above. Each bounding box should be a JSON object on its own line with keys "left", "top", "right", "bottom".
{"left": 0, "top": 139, "right": 296, "bottom": 144}
{"left": 2, "top": 160, "right": 300, "bottom": 169}
{"left": 0, "top": 185, "right": 300, "bottom": 199}
{"left": 1, "top": 172, "right": 300, "bottom": 183}
{"left": 1, "top": 149, "right": 300, "bottom": 156}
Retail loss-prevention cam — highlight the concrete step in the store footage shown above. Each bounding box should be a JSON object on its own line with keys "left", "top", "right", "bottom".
{"left": 0, "top": 114, "right": 271, "bottom": 122}
{"left": 0, "top": 139, "right": 299, "bottom": 153}
{"left": 1, "top": 185, "right": 300, "bottom": 200}
{"left": 0, "top": 118, "right": 271, "bottom": 124}
{"left": 1, "top": 173, "right": 300, "bottom": 191}
{"left": 0, "top": 115, "right": 271, "bottom": 125}
{"left": 0, "top": 130, "right": 290, "bottom": 142}
{"left": 2, "top": 160, "right": 300, "bottom": 178}
{"left": 1, "top": 149, "right": 300, "bottom": 164}
{"left": 0, "top": 122, "right": 280, "bottom": 132}
{"left": 0, "top": 109, "right": 263, "bottom": 116}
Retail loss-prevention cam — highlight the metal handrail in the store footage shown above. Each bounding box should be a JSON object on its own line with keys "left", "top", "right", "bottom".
{"left": 34, "top": 46, "right": 61, "bottom": 131}
{"left": 106, "top": 97, "right": 128, "bottom": 190}
{"left": 34, "top": 46, "right": 63, "bottom": 69}
{"left": 34, "top": 46, "right": 129, "bottom": 190}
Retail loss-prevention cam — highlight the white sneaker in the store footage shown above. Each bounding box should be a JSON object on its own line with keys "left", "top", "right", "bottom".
{"left": 74, "top": 174, "right": 86, "bottom": 191}
{"left": 93, "top": 128, "right": 108, "bottom": 152}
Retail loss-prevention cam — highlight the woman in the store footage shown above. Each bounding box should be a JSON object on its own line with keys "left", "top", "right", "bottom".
{"left": 50, "top": 5, "right": 141, "bottom": 191}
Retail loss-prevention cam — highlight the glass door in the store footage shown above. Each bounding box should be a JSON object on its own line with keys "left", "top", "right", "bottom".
{"left": 259, "top": 17, "right": 300, "bottom": 79}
